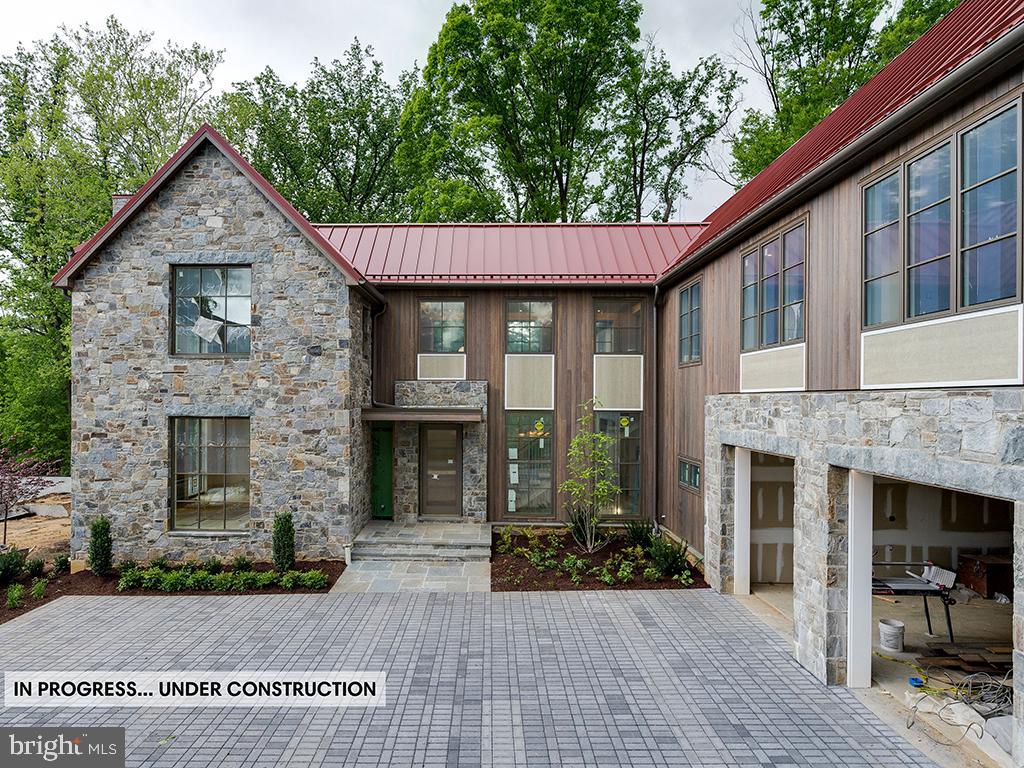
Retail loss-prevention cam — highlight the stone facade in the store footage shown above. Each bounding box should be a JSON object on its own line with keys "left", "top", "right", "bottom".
{"left": 392, "top": 381, "right": 488, "bottom": 522}
{"left": 70, "top": 141, "right": 372, "bottom": 563}
{"left": 704, "top": 388, "right": 1024, "bottom": 687}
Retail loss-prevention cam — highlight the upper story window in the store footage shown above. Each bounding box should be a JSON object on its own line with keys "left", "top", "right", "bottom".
{"left": 741, "top": 223, "right": 806, "bottom": 352}
{"left": 507, "top": 300, "right": 553, "bottom": 353}
{"left": 418, "top": 300, "right": 466, "bottom": 353}
{"left": 172, "top": 267, "right": 251, "bottom": 355}
{"left": 863, "top": 103, "right": 1020, "bottom": 328}
{"left": 678, "top": 280, "right": 701, "bottom": 364}
{"left": 594, "top": 299, "right": 642, "bottom": 354}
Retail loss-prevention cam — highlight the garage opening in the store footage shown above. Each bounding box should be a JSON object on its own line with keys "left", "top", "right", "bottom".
{"left": 749, "top": 451, "right": 795, "bottom": 629}
{"left": 867, "top": 476, "right": 1015, "bottom": 757}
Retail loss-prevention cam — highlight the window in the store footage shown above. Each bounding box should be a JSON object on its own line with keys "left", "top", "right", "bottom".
{"left": 172, "top": 417, "right": 250, "bottom": 530}
{"left": 678, "top": 281, "right": 701, "bottom": 364}
{"left": 863, "top": 103, "right": 1021, "bottom": 328}
{"left": 741, "top": 223, "right": 806, "bottom": 351}
{"left": 418, "top": 300, "right": 465, "bottom": 353}
{"left": 678, "top": 458, "right": 701, "bottom": 492}
{"left": 506, "top": 412, "right": 553, "bottom": 516}
{"left": 594, "top": 299, "right": 642, "bottom": 353}
{"left": 507, "top": 300, "right": 553, "bottom": 353}
{"left": 172, "top": 267, "right": 251, "bottom": 355}
{"left": 597, "top": 412, "right": 641, "bottom": 516}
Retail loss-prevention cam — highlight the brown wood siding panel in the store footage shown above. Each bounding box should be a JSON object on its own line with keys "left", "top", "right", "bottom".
{"left": 376, "top": 287, "right": 654, "bottom": 523}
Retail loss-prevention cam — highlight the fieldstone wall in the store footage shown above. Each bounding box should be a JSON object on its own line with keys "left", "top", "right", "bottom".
{"left": 705, "top": 388, "right": 1024, "bottom": 686}
{"left": 70, "top": 140, "right": 372, "bottom": 563}
{"left": 392, "top": 381, "right": 488, "bottom": 522}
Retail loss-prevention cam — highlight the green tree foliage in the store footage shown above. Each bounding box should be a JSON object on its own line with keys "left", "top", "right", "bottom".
{"left": 0, "top": 17, "right": 221, "bottom": 468}
{"left": 730, "top": 0, "right": 959, "bottom": 184}
{"left": 601, "top": 45, "right": 740, "bottom": 221}
{"left": 214, "top": 41, "right": 415, "bottom": 223}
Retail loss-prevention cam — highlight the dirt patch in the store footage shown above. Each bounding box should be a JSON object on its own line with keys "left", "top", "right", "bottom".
{"left": 0, "top": 560, "right": 346, "bottom": 626}
{"left": 3, "top": 515, "right": 70, "bottom": 561}
{"left": 491, "top": 530, "right": 707, "bottom": 591}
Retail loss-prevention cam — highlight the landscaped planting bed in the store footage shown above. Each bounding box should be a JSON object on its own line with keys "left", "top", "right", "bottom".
{"left": 490, "top": 524, "right": 707, "bottom": 591}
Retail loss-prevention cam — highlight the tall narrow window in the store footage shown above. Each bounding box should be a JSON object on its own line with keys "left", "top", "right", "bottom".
{"left": 506, "top": 300, "right": 553, "bottom": 353}
{"left": 678, "top": 281, "right": 701, "bottom": 364}
{"left": 863, "top": 173, "right": 901, "bottom": 326}
{"left": 173, "top": 267, "right": 252, "bottom": 355}
{"left": 597, "top": 412, "right": 641, "bottom": 516}
{"left": 594, "top": 299, "right": 643, "bottom": 353}
{"left": 505, "top": 412, "right": 553, "bottom": 517}
{"left": 172, "top": 417, "right": 250, "bottom": 530}
{"left": 960, "top": 106, "right": 1018, "bottom": 307}
{"left": 418, "top": 300, "right": 466, "bottom": 353}
{"left": 907, "top": 144, "right": 952, "bottom": 318}
{"left": 742, "top": 223, "right": 805, "bottom": 350}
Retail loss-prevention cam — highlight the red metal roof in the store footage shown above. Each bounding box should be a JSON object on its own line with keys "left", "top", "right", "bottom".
{"left": 53, "top": 124, "right": 366, "bottom": 288}
{"left": 315, "top": 223, "right": 705, "bottom": 284}
{"left": 662, "top": 0, "right": 1024, "bottom": 276}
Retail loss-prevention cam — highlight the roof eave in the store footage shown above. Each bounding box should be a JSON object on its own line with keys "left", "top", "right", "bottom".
{"left": 658, "top": 18, "right": 1024, "bottom": 287}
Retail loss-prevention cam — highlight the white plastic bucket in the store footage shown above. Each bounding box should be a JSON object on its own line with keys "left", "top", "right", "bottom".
{"left": 878, "top": 618, "right": 905, "bottom": 652}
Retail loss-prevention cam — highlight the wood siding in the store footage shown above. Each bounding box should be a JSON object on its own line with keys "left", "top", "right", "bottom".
{"left": 376, "top": 287, "right": 656, "bottom": 523}
{"left": 656, "top": 66, "right": 1024, "bottom": 550}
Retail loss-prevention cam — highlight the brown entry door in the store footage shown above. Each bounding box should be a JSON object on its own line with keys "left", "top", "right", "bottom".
{"left": 420, "top": 425, "right": 462, "bottom": 518}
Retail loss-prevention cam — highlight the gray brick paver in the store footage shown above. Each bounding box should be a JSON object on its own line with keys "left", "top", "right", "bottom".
{"left": 0, "top": 591, "right": 934, "bottom": 767}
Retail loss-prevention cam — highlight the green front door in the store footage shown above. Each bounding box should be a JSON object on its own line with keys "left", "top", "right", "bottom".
{"left": 370, "top": 424, "right": 394, "bottom": 519}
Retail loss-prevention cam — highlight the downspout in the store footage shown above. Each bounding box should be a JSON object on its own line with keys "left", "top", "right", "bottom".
{"left": 652, "top": 282, "right": 661, "bottom": 534}
{"left": 368, "top": 293, "right": 391, "bottom": 408}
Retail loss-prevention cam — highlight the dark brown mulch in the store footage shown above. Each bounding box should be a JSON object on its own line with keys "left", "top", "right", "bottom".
{"left": 490, "top": 530, "right": 708, "bottom": 592}
{"left": 0, "top": 560, "right": 345, "bottom": 626}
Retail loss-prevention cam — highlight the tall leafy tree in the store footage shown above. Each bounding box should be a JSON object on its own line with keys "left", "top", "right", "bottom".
{"left": 215, "top": 42, "right": 415, "bottom": 223}
{"left": 601, "top": 46, "right": 740, "bottom": 222}
{"left": 0, "top": 17, "right": 221, "bottom": 467}
{"left": 409, "top": 0, "right": 643, "bottom": 222}
{"left": 730, "top": 0, "right": 958, "bottom": 184}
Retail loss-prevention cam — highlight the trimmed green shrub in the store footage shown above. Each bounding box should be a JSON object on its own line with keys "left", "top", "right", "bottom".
{"left": 6, "top": 582, "right": 24, "bottom": 609}
{"left": 256, "top": 571, "right": 279, "bottom": 589}
{"left": 140, "top": 567, "right": 164, "bottom": 590}
{"left": 0, "top": 549, "right": 26, "bottom": 585}
{"left": 272, "top": 513, "right": 296, "bottom": 573}
{"left": 279, "top": 570, "right": 302, "bottom": 590}
{"left": 150, "top": 555, "right": 170, "bottom": 570}
{"left": 179, "top": 559, "right": 201, "bottom": 574}
{"left": 52, "top": 553, "right": 70, "bottom": 575}
{"left": 231, "top": 555, "right": 253, "bottom": 572}
{"left": 230, "top": 571, "right": 259, "bottom": 592}
{"left": 212, "top": 572, "right": 235, "bottom": 591}
{"left": 187, "top": 570, "right": 215, "bottom": 591}
{"left": 118, "top": 559, "right": 138, "bottom": 574}
{"left": 117, "top": 569, "right": 144, "bottom": 592}
{"left": 299, "top": 570, "right": 329, "bottom": 590}
{"left": 30, "top": 577, "right": 47, "bottom": 600}
{"left": 87, "top": 515, "right": 113, "bottom": 576}
{"left": 202, "top": 557, "right": 223, "bottom": 574}
{"left": 25, "top": 558, "right": 45, "bottom": 578}
{"left": 159, "top": 570, "right": 190, "bottom": 593}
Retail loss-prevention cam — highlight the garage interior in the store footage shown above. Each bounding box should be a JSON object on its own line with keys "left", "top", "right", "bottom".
{"left": 749, "top": 451, "right": 795, "bottom": 630}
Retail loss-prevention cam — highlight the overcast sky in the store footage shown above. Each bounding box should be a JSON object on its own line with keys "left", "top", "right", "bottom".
{"left": 1, "top": 0, "right": 771, "bottom": 221}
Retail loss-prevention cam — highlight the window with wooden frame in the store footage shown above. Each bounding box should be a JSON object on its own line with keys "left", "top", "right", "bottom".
{"left": 172, "top": 267, "right": 252, "bottom": 355}
{"left": 596, "top": 412, "right": 641, "bottom": 517}
{"left": 505, "top": 411, "right": 553, "bottom": 517}
{"left": 741, "top": 222, "right": 806, "bottom": 352}
{"left": 678, "top": 457, "right": 701, "bottom": 492}
{"left": 678, "top": 280, "right": 701, "bottom": 364}
{"left": 171, "top": 417, "right": 250, "bottom": 531}
{"left": 594, "top": 299, "right": 643, "bottom": 354}
{"left": 862, "top": 102, "right": 1021, "bottom": 328}
{"left": 506, "top": 300, "right": 553, "bottom": 353}
{"left": 418, "top": 300, "right": 466, "bottom": 353}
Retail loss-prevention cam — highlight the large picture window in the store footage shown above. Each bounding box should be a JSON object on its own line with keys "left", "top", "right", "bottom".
{"left": 418, "top": 300, "right": 466, "bottom": 353}
{"left": 594, "top": 299, "right": 642, "bottom": 354}
{"left": 678, "top": 281, "right": 701, "bottom": 364}
{"left": 863, "top": 103, "right": 1021, "bottom": 328}
{"left": 172, "top": 417, "right": 250, "bottom": 531}
{"left": 173, "top": 267, "right": 252, "bottom": 355}
{"left": 741, "top": 223, "right": 806, "bottom": 351}
{"left": 505, "top": 411, "right": 553, "bottom": 517}
{"left": 597, "top": 412, "right": 641, "bottom": 516}
{"left": 506, "top": 300, "right": 553, "bottom": 353}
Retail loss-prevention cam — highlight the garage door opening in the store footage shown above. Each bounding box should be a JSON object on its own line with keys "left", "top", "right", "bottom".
{"left": 749, "top": 451, "right": 795, "bottom": 629}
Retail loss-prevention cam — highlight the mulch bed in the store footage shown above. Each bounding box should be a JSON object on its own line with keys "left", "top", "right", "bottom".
{"left": 491, "top": 531, "right": 708, "bottom": 591}
{"left": 0, "top": 560, "right": 345, "bottom": 626}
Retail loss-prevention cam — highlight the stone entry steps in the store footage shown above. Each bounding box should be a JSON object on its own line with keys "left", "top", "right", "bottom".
{"left": 350, "top": 520, "right": 492, "bottom": 563}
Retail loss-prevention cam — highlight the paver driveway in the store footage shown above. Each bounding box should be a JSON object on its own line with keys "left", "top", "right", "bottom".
{"left": 0, "top": 590, "right": 932, "bottom": 767}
